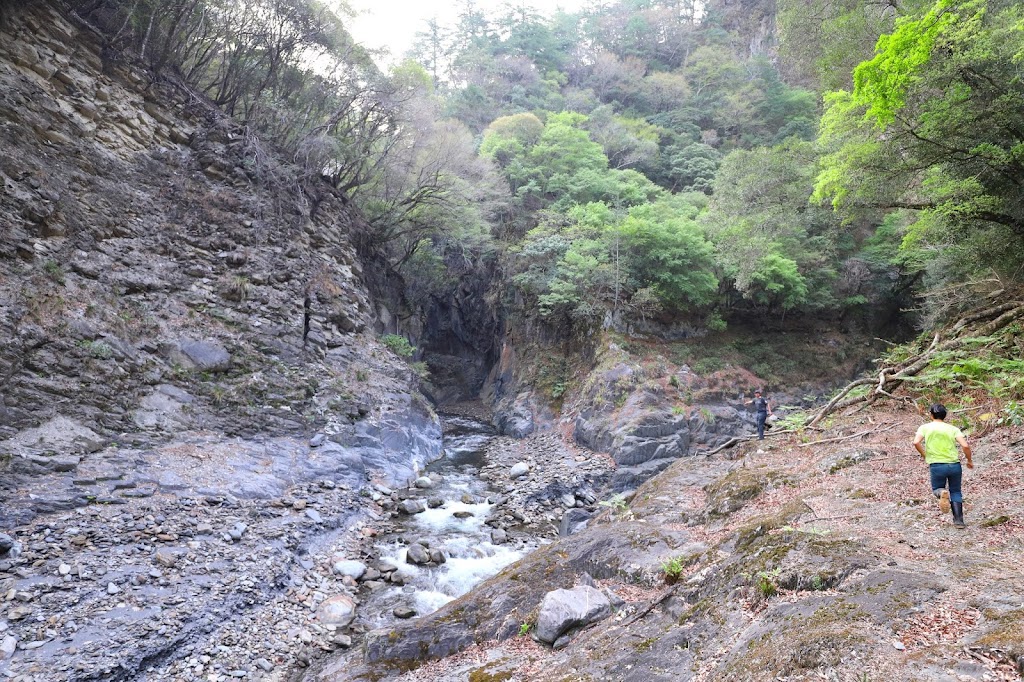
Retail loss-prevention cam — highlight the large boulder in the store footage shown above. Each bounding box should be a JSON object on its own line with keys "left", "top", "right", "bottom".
{"left": 535, "top": 585, "right": 612, "bottom": 644}
{"left": 0, "top": 534, "right": 15, "bottom": 555}
{"left": 317, "top": 594, "right": 357, "bottom": 628}
{"left": 178, "top": 339, "right": 231, "bottom": 372}
{"left": 332, "top": 560, "right": 367, "bottom": 580}
{"left": 495, "top": 392, "right": 536, "bottom": 438}
{"left": 399, "top": 499, "right": 426, "bottom": 515}
{"left": 406, "top": 543, "right": 431, "bottom": 565}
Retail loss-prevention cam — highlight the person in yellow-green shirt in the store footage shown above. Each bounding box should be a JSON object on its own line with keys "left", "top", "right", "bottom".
{"left": 913, "top": 403, "right": 974, "bottom": 529}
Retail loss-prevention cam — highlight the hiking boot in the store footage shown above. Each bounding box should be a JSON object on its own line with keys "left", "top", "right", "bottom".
{"left": 935, "top": 489, "right": 951, "bottom": 514}
{"left": 951, "top": 502, "right": 965, "bottom": 529}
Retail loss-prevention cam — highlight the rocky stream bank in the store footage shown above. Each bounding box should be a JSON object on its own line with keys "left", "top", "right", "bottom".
{"left": 302, "top": 410, "right": 1024, "bottom": 682}
{"left": 0, "top": 409, "right": 623, "bottom": 682}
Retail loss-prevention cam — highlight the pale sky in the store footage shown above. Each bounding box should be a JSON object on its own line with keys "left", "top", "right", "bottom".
{"left": 349, "top": 0, "right": 588, "bottom": 64}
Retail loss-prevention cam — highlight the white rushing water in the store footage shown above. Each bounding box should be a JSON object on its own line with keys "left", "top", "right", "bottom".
{"left": 371, "top": 416, "right": 536, "bottom": 620}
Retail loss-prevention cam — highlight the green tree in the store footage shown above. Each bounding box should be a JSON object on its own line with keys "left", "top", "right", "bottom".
{"left": 618, "top": 202, "right": 720, "bottom": 311}
{"left": 706, "top": 140, "right": 843, "bottom": 311}
{"left": 746, "top": 253, "right": 809, "bottom": 312}
{"left": 814, "top": 0, "right": 1024, "bottom": 289}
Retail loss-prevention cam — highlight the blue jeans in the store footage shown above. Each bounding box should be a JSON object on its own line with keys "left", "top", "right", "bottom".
{"left": 929, "top": 462, "right": 963, "bottom": 503}
{"left": 756, "top": 412, "right": 767, "bottom": 439}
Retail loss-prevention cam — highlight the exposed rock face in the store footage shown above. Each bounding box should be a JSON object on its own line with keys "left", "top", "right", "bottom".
{"left": 482, "top": 340, "right": 556, "bottom": 437}
{"left": 573, "top": 346, "right": 753, "bottom": 491}
{"left": 175, "top": 339, "right": 232, "bottom": 373}
{"left": 495, "top": 391, "right": 540, "bottom": 438}
{"left": 0, "top": 3, "right": 443, "bottom": 523}
{"left": 418, "top": 275, "right": 501, "bottom": 405}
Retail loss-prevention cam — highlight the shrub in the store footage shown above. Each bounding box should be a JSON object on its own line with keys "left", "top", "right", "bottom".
{"left": 598, "top": 493, "right": 633, "bottom": 520}
{"left": 381, "top": 334, "right": 416, "bottom": 357}
{"left": 82, "top": 340, "right": 113, "bottom": 359}
{"left": 755, "top": 568, "right": 781, "bottom": 598}
{"left": 661, "top": 556, "right": 685, "bottom": 584}
{"left": 410, "top": 361, "right": 430, "bottom": 379}
{"left": 997, "top": 401, "right": 1024, "bottom": 427}
{"left": 43, "top": 260, "right": 65, "bottom": 285}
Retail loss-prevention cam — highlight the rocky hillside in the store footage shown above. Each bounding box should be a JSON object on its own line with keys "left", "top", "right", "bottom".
{"left": 0, "top": 5, "right": 453, "bottom": 679}
{"left": 303, "top": 405, "right": 1024, "bottom": 682}
{"left": 0, "top": 3, "right": 440, "bottom": 525}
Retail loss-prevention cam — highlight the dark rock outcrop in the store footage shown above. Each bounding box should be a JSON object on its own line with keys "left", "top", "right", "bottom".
{"left": 573, "top": 347, "right": 753, "bottom": 491}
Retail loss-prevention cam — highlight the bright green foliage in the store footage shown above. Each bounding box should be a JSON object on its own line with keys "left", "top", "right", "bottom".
{"left": 618, "top": 203, "right": 719, "bottom": 310}
{"left": 381, "top": 335, "right": 416, "bottom": 357}
{"left": 706, "top": 140, "right": 848, "bottom": 313}
{"left": 528, "top": 113, "right": 608, "bottom": 190}
{"left": 746, "top": 253, "right": 809, "bottom": 311}
{"left": 852, "top": 0, "right": 957, "bottom": 126}
{"left": 484, "top": 112, "right": 663, "bottom": 213}
{"left": 661, "top": 556, "right": 685, "bottom": 579}
{"left": 906, "top": 348, "right": 1024, "bottom": 403}
{"left": 816, "top": 0, "right": 1024, "bottom": 295}
{"left": 778, "top": 0, "right": 922, "bottom": 89}
{"left": 480, "top": 113, "right": 545, "bottom": 164}
{"left": 511, "top": 197, "right": 718, "bottom": 326}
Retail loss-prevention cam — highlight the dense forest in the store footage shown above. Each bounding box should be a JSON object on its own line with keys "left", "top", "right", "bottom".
{"left": 61, "top": 0, "right": 1024, "bottom": 334}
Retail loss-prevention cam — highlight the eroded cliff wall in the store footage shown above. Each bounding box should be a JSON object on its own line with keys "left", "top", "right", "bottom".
{"left": 0, "top": 3, "right": 440, "bottom": 520}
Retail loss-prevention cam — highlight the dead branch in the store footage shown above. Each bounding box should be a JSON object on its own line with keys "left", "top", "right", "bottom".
{"left": 801, "top": 514, "right": 865, "bottom": 523}
{"left": 950, "top": 300, "right": 1022, "bottom": 332}
{"left": 807, "top": 378, "right": 875, "bottom": 427}
{"left": 806, "top": 303, "right": 1024, "bottom": 427}
{"left": 796, "top": 424, "right": 895, "bottom": 448}
{"left": 696, "top": 428, "right": 803, "bottom": 456}
{"left": 617, "top": 587, "right": 677, "bottom": 628}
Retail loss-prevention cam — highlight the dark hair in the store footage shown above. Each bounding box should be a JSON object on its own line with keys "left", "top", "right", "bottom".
{"left": 929, "top": 403, "right": 947, "bottom": 420}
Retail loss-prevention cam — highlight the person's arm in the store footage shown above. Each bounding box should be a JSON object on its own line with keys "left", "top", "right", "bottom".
{"left": 768, "top": 400, "right": 773, "bottom": 416}
{"left": 956, "top": 434, "right": 974, "bottom": 469}
{"left": 913, "top": 432, "right": 927, "bottom": 460}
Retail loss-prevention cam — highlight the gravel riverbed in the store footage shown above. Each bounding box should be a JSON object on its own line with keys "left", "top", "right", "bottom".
{"left": 0, "top": 416, "right": 616, "bottom": 682}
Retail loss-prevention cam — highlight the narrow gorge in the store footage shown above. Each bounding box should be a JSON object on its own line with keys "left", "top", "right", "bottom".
{"left": 2, "top": 2, "right": 1024, "bottom": 682}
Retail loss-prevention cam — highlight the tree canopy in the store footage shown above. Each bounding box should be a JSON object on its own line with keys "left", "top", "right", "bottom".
{"left": 76, "top": 0, "right": 1024, "bottom": 335}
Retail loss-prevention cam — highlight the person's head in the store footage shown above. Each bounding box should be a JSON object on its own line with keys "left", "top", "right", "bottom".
{"left": 754, "top": 389, "right": 762, "bottom": 397}
{"left": 929, "top": 403, "right": 947, "bottom": 420}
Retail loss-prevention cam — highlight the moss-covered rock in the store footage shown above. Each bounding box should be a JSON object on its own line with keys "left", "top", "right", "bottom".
{"left": 704, "top": 466, "right": 786, "bottom": 517}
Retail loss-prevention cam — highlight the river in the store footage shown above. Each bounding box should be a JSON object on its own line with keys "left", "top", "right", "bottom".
{"left": 362, "top": 415, "right": 541, "bottom": 627}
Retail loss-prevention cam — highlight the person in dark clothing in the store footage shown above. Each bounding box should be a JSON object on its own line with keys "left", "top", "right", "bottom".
{"left": 745, "top": 390, "right": 773, "bottom": 440}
